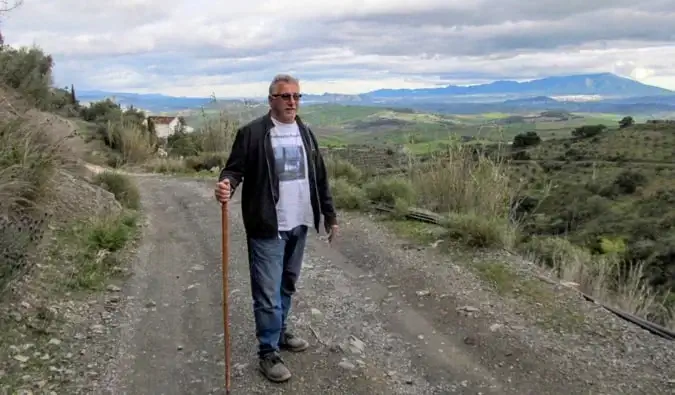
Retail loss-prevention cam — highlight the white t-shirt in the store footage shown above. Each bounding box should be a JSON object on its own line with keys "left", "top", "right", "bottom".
{"left": 269, "top": 117, "right": 315, "bottom": 231}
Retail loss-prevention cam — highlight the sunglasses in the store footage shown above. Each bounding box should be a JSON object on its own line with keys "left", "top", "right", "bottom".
{"left": 270, "top": 93, "right": 302, "bottom": 101}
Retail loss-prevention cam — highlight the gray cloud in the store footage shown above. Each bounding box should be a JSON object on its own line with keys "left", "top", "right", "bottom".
{"left": 1, "top": 0, "right": 674, "bottom": 96}
{"left": 320, "top": 9, "right": 675, "bottom": 57}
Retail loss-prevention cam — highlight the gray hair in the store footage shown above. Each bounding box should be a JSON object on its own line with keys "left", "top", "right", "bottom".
{"left": 268, "top": 74, "right": 300, "bottom": 95}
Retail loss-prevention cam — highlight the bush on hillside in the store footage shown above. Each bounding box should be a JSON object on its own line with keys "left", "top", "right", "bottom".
{"left": 619, "top": 116, "right": 634, "bottom": 129}
{"left": 91, "top": 171, "right": 141, "bottom": 210}
{"left": 442, "top": 212, "right": 518, "bottom": 249}
{"left": 0, "top": 45, "right": 53, "bottom": 110}
{"left": 184, "top": 153, "right": 228, "bottom": 172}
{"left": 363, "top": 176, "right": 416, "bottom": 208}
{"left": 329, "top": 178, "right": 368, "bottom": 210}
{"left": 612, "top": 170, "right": 647, "bottom": 194}
{"left": 325, "top": 156, "right": 362, "bottom": 185}
{"left": 0, "top": 118, "right": 61, "bottom": 206}
{"left": 408, "top": 142, "right": 517, "bottom": 220}
{"left": 572, "top": 124, "right": 606, "bottom": 138}
{"left": 512, "top": 131, "right": 541, "bottom": 148}
{"left": 80, "top": 99, "right": 123, "bottom": 124}
{"left": 166, "top": 109, "right": 238, "bottom": 157}
{"left": 167, "top": 130, "right": 201, "bottom": 157}
{"left": 103, "top": 119, "right": 157, "bottom": 165}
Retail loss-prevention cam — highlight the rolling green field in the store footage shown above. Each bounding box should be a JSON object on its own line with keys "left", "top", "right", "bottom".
{"left": 185, "top": 102, "right": 631, "bottom": 153}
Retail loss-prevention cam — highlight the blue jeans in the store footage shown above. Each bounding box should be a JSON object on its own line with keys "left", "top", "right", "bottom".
{"left": 247, "top": 225, "right": 308, "bottom": 358}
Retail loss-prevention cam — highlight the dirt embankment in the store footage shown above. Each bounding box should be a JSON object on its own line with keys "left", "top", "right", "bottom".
{"left": 0, "top": 86, "right": 137, "bottom": 394}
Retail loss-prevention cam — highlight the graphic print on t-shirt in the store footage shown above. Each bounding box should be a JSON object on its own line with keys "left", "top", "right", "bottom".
{"left": 273, "top": 143, "right": 306, "bottom": 182}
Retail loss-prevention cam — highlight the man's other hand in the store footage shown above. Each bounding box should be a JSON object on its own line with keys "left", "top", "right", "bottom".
{"left": 327, "top": 224, "right": 339, "bottom": 244}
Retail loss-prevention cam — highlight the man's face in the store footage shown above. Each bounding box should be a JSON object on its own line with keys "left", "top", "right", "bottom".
{"left": 269, "top": 82, "right": 301, "bottom": 122}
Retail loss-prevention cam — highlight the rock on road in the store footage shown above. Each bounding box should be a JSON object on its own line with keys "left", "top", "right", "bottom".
{"left": 95, "top": 175, "right": 657, "bottom": 395}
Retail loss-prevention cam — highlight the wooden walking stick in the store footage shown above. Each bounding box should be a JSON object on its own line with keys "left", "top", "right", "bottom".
{"left": 221, "top": 200, "right": 231, "bottom": 394}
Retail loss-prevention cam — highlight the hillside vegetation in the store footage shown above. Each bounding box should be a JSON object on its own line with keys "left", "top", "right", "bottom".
{"left": 322, "top": 118, "right": 675, "bottom": 331}
{"left": 0, "top": 34, "right": 142, "bottom": 393}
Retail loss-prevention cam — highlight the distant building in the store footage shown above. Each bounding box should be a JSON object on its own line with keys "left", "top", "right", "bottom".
{"left": 143, "top": 115, "right": 194, "bottom": 138}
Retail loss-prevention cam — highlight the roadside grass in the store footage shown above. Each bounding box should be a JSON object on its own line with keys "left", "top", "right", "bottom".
{"left": 328, "top": 140, "right": 521, "bottom": 251}
{"left": 142, "top": 153, "right": 226, "bottom": 178}
{"left": 50, "top": 209, "right": 140, "bottom": 291}
{"left": 521, "top": 236, "right": 672, "bottom": 327}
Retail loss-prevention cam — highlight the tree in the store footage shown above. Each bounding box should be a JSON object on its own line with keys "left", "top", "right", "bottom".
{"left": 512, "top": 131, "right": 541, "bottom": 148}
{"left": 572, "top": 124, "right": 606, "bottom": 139}
{"left": 619, "top": 116, "right": 634, "bottom": 129}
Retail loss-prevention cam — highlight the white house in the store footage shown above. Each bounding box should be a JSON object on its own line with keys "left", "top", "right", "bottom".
{"left": 144, "top": 116, "right": 194, "bottom": 138}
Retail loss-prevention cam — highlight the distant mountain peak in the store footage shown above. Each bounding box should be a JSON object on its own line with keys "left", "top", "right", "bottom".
{"left": 360, "top": 72, "right": 672, "bottom": 99}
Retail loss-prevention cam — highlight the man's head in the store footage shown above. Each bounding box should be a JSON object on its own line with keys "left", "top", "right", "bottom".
{"left": 268, "top": 74, "right": 301, "bottom": 124}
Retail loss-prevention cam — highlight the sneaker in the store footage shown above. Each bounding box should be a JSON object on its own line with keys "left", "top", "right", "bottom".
{"left": 259, "top": 352, "right": 291, "bottom": 383}
{"left": 279, "top": 332, "right": 309, "bottom": 352}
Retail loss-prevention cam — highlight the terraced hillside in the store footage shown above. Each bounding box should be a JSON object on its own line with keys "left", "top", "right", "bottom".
{"left": 522, "top": 122, "right": 675, "bottom": 163}
{"left": 508, "top": 122, "right": 675, "bottom": 292}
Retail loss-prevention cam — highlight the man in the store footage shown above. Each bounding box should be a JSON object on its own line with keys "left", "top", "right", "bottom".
{"left": 214, "top": 74, "right": 339, "bottom": 383}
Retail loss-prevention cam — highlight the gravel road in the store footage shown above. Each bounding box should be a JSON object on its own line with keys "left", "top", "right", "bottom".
{"left": 96, "top": 175, "right": 673, "bottom": 395}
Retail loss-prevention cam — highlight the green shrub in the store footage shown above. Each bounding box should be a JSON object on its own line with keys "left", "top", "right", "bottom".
{"left": 0, "top": 118, "right": 61, "bottom": 206}
{"left": 54, "top": 211, "right": 139, "bottom": 290}
{"left": 442, "top": 212, "right": 517, "bottom": 249}
{"left": 166, "top": 109, "right": 238, "bottom": 156}
{"left": 363, "top": 176, "right": 416, "bottom": 207}
{"left": 103, "top": 120, "right": 156, "bottom": 165}
{"left": 184, "top": 152, "right": 228, "bottom": 172}
{"left": 325, "top": 157, "right": 362, "bottom": 184}
{"left": 0, "top": 45, "right": 53, "bottom": 109}
{"left": 572, "top": 124, "right": 607, "bottom": 138}
{"left": 613, "top": 170, "right": 647, "bottom": 194}
{"left": 91, "top": 171, "right": 141, "bottom": 210}
{"left": 521, "top": 236, "right": 592, "bottom": 269}
{"left": 330, "top": 178, "right": 368, "bottom": 210}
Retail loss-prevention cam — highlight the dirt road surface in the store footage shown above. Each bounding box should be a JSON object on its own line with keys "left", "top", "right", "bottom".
{"left": 94, "top": 175, "right": 672, "bottom": 395}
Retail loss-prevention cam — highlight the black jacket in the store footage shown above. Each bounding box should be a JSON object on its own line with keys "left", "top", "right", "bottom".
{"left": 218, "top": 111, "right": 337, "bottom": 238}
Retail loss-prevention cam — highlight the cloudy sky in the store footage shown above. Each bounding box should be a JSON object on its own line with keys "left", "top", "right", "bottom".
{"left": 2, "top": 0, "right": 675, "bottom": 98}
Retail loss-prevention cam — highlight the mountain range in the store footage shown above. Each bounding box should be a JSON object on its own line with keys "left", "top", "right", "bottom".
{"left": 77, "top": 73, "right": 675, "bottom": 115}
